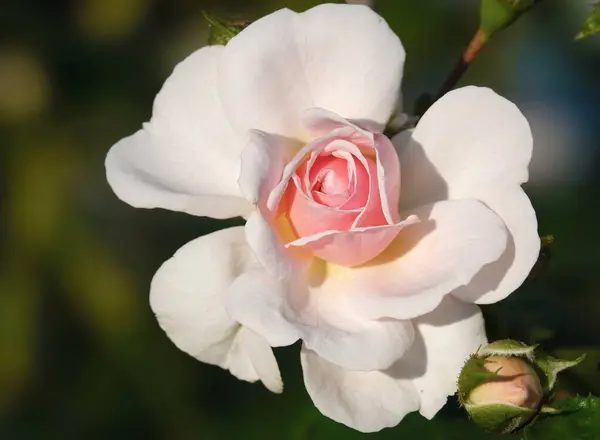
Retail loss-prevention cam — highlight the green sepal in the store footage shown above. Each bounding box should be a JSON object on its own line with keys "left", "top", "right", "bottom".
{"left": 540, "top": 235, "right": 555, "bottom": 246}
{"left": 520, "top": 396, "right": 600, "bottom": 439}
{"left": 539, "top": 405, "right": 562, "bottom": 415}
{"left": 529, "top": 235, "right": 555, "bottom": 279}
{"left": 575, "top": 3, "right": 600, "bottom": 41}
{"left": 466, "top": 402, "right": 536, "bottom": 433}
{"left": 479, "top": 0, "right": 535, "bottom": 37}
{"left": 457, "top": 355, "right": 499, "bottom": 405}
{"left": 202, "top": 11, "right": 246, "bottom": 45}
{"left": 539, "top": 397, "right": 583, "bottom": 416}
{"left": 479, "top": 339, "right": 538, "bottom": 360}
{"left": 534, "top": 353, "right": 586, "bottom": 391}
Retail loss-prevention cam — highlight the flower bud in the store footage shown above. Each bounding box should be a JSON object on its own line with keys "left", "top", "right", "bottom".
{"left": 468, "top": 356, "right": 542, "bottom": 409}
{"left": 479, "top": 0, "right": 536, "bottom": 37}
{"left": 458, "top": 339, "right": 585, "bottom": 433}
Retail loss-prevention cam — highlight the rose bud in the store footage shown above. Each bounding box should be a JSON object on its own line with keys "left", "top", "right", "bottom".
{"left": 469, "top": 356, "right": 543, "bottom": 409}
{"left": 458, "top": 339, "right": 585, "bottom": 433}
{"left": 459, "top": 353, "right": 542, "bottom": 433}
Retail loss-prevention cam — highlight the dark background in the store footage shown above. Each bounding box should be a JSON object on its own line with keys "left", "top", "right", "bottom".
{"left": 1, "top": 0, "right": 599, "bottom": 438}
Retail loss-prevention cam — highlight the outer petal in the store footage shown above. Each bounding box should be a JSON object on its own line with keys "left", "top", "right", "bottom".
{"left": 218, "top": 4, "right": 404, "bottom": 138}
{"left": 149, "top": 227, "right": 282, "bottom": 392}
{"left": 396, "top": 87, "right": 532, "bottom": 207}
{"left": 226, "top": 267, "right": 415, "bottom": 371}
{"left": 301, "top": 346, "right": 420, "bottom": 432}
{"left": 244, "top": 210, "right": 311, "bottom": 280}
{"left": 238, "top": 130, "right": 294, "bottom": 205}
{"left": 394, "top": 86, "right": 539, "bottom": 304}
{"left": 451, "top": 187, "right": 539, "bottom": 304}
{"left": 320, "top": 199, "right": 508, "bottom": 320}
{"left": 394, "top": 296, "right": 487, "bottom": 418}
{"left": 106, "top": 46, "right": 250, "bottom": 219}
{"left": 225, "top": 268, "right": 301, "bottom": 347}
{"left": 238, "top": 130, "right": 310, "bottom": 279}
{"left": 226, "top": 327, "right": 283, "bottom": 394}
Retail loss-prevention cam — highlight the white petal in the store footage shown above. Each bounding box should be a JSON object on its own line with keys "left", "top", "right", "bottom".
{"left": 149, "top": 227, "right": 281, "bottom": 391}
{"left": 106, "top": 46, "right": 250, "bottom": 219}
{"left": 321, "top": 199, "right": 508, "bottom": 320}
{"left": 396, "top": 86, "right": 532, "bottom": 207}
{"left": 227, "top": 266, "right": 415, "bottom": 371}
{"left": 226, "top": 327, "right": 283, "bottom": 394}
{"left": 238, "top": 130, "right": 293, "bottom": 204}
{"left": 396, "top": 296, "right": 487, "bottom": 418}
{"left": 218, "top": 4, "right": 404, "bottom": 138}
{"left": 452, "top": 187, "right": 540, "bottom": 304}
{"left": 299, "top": 313, "right": 415, "bottom": 372}
{"left": 244, "top": 210, "right": 310, "bottom": 280}
{"left": 395, "top": 86, "right": 539, "bottom": 304}
{"left": 301, "top": 346, "right": 420, "bottom": 432}
{"left": 225, "top": 268, "right": 301, "bottom": 347}
{"left": 238, "top": 131, "right": 310, "bottom": 279}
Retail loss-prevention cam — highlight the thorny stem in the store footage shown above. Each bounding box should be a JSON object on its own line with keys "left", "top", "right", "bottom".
{"left": 433, "top": 28, "right": 489, "bottom": 104}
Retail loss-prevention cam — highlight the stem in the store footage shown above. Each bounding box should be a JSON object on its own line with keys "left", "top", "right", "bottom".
{"left": 433, "top": 28, "right": 489, "bottom": 102}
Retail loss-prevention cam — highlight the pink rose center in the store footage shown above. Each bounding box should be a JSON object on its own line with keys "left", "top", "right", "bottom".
{"left": 262, "top": 112, "right": 406, "bottom": 267}
{"left": 285, "top": 149, "right": 385, "bottom": 240}
{"left": 309, "top": 154, "right": 370, "bottom": 209}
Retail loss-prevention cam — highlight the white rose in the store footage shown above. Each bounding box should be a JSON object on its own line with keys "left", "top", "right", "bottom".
{"left": 105, "top": 3, "right": 539, "bottom": 432}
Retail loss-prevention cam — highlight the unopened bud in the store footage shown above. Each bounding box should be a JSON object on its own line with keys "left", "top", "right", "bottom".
{"left": 469, "top": 356, "right": 542, "bottom": 409}
{"left": 458, "top": 340, "right": 585, "bottom": 433}
{"left": 479, "top": 0, "right": 537, "bottom": 38}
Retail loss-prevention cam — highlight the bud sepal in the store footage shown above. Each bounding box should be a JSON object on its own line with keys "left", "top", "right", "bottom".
{"left": 536, "top": 353, "right": 586, "bottom": 390}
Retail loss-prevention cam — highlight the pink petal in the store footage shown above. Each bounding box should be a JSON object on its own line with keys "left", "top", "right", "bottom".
{"left": 287, "top": 153, "right": 371, "bottom": 238}
{"left": 286, "top": 216, "right": 419, "bottom": 267}
{"left": 287, "top": 176, "right": 361, "bottom": 238}
{"left": 352, "top": 155, "right": 389, "bottom": 229}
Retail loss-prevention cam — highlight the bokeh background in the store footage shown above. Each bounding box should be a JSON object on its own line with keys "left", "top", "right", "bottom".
{"left": 1, "top": 0, "right": 599, "bottom": 439}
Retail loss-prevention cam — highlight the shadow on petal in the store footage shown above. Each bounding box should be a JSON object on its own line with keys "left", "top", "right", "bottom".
{"left": 395, "top": 135, "right": 449, "bottom": 211}
{"left": 396, "top": 134, "right": 519, "bottom": 304}
{"left": 452, "top": 231, "right": 516, "bottom": 302}
{"left": 386, "top": 298, "right": 483, "bottom": 381}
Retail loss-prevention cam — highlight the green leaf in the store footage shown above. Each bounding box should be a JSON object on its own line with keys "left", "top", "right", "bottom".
{"left": 479, "top": 339, "right": 537, "bottom": 360}
{"left": 534, "top": 353, "right": 586, "bottom": 391}
{"left": 520, "top": 396, "right": 600, "bottom": 440}
{"left": 202, "top": 11, "right": 245, "bottom": 45}
{"left": 575, "top": 3, "right": 600, "bottom": 41}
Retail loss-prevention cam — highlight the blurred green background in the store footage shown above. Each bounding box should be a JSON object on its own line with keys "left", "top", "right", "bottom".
{"left": 1, "top": 0, "right": 599, "bottom": 439}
